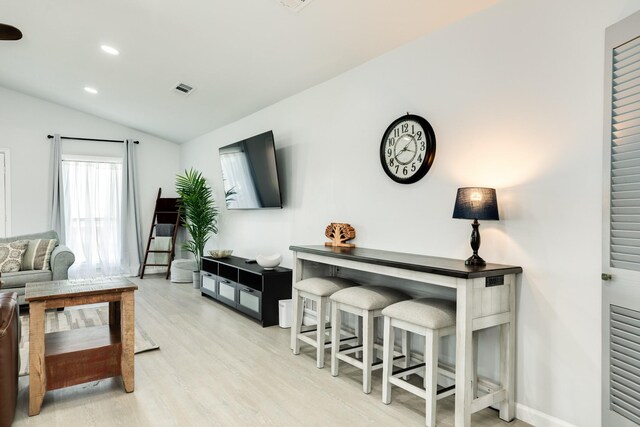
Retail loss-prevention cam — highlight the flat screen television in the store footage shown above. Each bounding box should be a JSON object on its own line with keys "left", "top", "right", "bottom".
{"left": 219, "top": 130, "right": 283, "bottom": 209}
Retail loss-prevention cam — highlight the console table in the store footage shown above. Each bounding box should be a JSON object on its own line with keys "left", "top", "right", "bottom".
{"left": 289, "top": 245, "right": 522, "bottom": 427}
{"left": 25, "top": 278, "right": 137, "bottom": 416}
{"left": 201, "top": 256, "right": 292, "bottom": 327}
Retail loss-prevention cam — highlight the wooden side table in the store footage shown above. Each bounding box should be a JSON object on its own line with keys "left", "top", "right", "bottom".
{"left": 25, "top": 278, "right": 138, "bottom": 416}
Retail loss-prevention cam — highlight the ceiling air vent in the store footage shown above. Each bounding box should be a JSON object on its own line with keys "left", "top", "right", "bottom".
{"left": 276, "top": 0, "right": 315, "bottom": 13}
{"left": 173, "top": 83, "right": 195, "bottom": 96}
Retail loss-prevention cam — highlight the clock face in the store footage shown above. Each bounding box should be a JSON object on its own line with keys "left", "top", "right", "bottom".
{"left": 379, "top": 114, "right": 436, "bottom": 184}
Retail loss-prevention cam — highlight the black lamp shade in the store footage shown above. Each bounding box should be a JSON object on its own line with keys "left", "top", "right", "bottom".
{"left": 452, "top": 187, "right": 499, "bottom": 221}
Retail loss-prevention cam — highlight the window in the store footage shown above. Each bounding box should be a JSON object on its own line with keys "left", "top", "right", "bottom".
{"left": 62, "top": 156, "right": 123, "bottom": 278}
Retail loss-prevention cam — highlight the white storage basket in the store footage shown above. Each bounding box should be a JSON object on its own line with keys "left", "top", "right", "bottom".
{"left": 171, "top": 259, "right": 198, "bottom": 283}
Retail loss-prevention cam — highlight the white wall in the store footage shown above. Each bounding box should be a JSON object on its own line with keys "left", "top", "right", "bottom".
{"left": 0, "top": 85, "right": 181, "bottom": 243}
{"left": 180, "top": 0, "right": 639, "bottom": 425}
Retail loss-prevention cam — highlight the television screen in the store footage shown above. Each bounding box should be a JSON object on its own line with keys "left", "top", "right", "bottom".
{"left": 219, "top": 131, "right": 283, "bottom": 209}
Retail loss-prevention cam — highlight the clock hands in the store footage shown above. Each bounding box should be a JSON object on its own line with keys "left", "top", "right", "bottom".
{"left": 396, "top": 136, "right": 416, "bottom": 157}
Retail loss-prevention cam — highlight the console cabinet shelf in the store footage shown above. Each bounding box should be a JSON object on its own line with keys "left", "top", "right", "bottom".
{"left": 200, "top": 255, "right": 292, "bottom": 327}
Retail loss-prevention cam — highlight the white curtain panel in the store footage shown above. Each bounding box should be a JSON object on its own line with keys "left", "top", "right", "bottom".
{"left": 62, "top": 159, "right": 124, "bottom": 278}
{"left": 121, "top": 139, "right": 143, "bottom": 276}
{"left": 49, "top": 134, "right": 66, "bottom": 244}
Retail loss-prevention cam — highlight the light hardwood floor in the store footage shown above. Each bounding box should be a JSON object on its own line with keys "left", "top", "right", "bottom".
{"left": 14, "top": 276, "right": 531, "bottom": 426}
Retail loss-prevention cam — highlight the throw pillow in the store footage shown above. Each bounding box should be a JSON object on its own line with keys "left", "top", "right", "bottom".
{"left": 22, "top": 239, "right": 57, "bottom": 271}
{"left": 0, "top": 240, "right": 29, "bottom": 273}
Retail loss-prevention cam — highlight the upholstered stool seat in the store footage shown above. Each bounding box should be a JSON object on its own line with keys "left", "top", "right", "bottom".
{"left": 330, "top": 285, "right": 409, "bottom": 310}
{"left": 382, "top": 298, "right": 456, "bottom": 329}
{"left": 330, "top": 286, "right": 410, "bottom": 394}
{"left": 294, "top": 276, "right": 356, "bottom": 297}
{"left": 381, "top": 298, "right": 457, "bottom": 427}
{"left": 291, "top": 276, "right": 358, "bottom": 368}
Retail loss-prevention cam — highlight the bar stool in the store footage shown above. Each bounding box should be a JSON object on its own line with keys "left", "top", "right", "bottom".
{"left": 291, "top": 276, "right": 358, "bottom": 368}
{"left": 381, "top": 298, "right": 456, "bottom": 427}
{"left": 330, "top": 285, "right": 410, "bottom": 394}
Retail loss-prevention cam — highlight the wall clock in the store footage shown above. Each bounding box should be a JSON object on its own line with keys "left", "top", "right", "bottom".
{"left": 379, "top": 114, "right": 436, "bottom": 184}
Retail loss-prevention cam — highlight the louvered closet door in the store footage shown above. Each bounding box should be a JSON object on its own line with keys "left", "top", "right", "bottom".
{"left": 604, "top": 10, "right": 640, "bottom": 427}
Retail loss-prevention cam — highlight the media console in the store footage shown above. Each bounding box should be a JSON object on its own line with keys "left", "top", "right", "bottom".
{"left": 200, "top": 255, "right": 292, "bottom": 327}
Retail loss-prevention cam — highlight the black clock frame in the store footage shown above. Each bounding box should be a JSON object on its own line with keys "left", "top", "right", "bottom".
{"left": 379, "top": 114, "right": 436, "bottom": 184}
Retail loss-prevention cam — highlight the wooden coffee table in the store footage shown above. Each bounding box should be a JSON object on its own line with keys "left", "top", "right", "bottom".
{"left": 25, "top": 278, "right": 138, "bottom": 416}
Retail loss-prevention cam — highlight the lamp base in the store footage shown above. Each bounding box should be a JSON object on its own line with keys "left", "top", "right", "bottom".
{"left": 465, "top": 254, "right": 486, "bottom": 266}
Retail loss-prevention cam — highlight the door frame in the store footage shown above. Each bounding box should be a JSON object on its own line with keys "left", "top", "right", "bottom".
{"left": 0, "top": 148, "right": 12, "bottom": 237}
{"left": 602, "top": 10, "right": 640, "bottom": 427}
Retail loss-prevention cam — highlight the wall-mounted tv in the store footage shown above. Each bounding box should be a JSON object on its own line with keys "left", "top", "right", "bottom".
{"left": 219, "top": 130, "right": 283, "bottom": 209}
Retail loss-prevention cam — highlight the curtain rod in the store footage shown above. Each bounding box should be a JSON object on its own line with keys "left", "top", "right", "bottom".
{"left": 47, "top": 135, "right": 139, "bottom": 144}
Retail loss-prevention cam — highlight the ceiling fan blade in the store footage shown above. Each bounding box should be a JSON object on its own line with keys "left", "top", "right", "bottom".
{"left": 0, "top": 23, "right": 22, "bottom": 41}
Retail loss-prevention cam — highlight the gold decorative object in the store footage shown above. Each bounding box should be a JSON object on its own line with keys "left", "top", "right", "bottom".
{"left": 324, "top": 223, "right": 356, "bottom": 248}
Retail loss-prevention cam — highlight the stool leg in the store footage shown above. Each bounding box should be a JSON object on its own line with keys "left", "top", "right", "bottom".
{"left": 402, "top": 329, "right": 410, "bottom": 380}
{"left": 425, "top": 329, "right": 438, "bottom": 427}
{"left": 291, "top": 289, "right": 303, "bottom": 354}
{"left": 472, "top": 331, "right": 479, "bottom": 400}
{"left": 499, "top": 320, "right": 516, "bottom": 421}
{"left": 382, "top": 316, "right": 394, "bottom": 404}
{"left": 331, "top": 302, "right": 341, "bottom": 377}
{"left": 355, "top": 315, "right": 363, "bottom": 359}
{"left": 316, "top": 297, "right": 327, "bottom": 368}
{"left": 363, "top": 310, "right": 374, "bottom": 394}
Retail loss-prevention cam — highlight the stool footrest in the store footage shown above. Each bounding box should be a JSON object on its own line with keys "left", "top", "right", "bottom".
{"left": 337, "top": 353, "right": 365, "bottom": 370}
{"left": 436, "top": 384, "right": 456, "bottom": 399}
{"left": 338, "top": 344, "right": 363, "bottom": 355}
{"left": 300, "top": 326, "right": 328, "bottom": 334}
{"left": 392, "top": 362, "right": 426, "bottom": 378}
{"left": 297, "top": 333, "right": 358, "bottom": 349}
{"left": 389, "top": 376, "right": 427, "bottom": 399}
{"left": 372, "top": 355, "right": 404, "bottom": 367}
{"left": 297, "top": 334, "right": 319, "bottom": 347}
{"left": 335, "top": 336, "right": 358, "bottom": 344}
{"left": 471, "top": 388, "right": 506, "bottom": 413}
{"left": 337, "top": 352, "right": 403, "bottom": 371}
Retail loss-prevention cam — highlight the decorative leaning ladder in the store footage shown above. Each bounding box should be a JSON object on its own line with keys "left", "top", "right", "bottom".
{"left": 139, "top": 188, "right": 180, "bottom": 279}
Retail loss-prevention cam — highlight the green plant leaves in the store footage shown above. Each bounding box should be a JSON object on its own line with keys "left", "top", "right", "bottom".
{"left": 175, "top": 168, "right": 219, "bottom": 267}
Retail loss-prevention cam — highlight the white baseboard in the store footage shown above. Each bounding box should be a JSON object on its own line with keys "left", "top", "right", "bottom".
{"left": 516, "top": 403, "right": 576, "bottom": 427}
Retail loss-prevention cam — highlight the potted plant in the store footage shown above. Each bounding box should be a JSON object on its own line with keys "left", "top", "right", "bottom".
{"left": 176, "top": 168, "right": 219, "bottom": 288}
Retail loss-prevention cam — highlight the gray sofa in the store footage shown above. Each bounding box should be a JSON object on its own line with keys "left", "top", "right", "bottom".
{"left": 0, "top": 230, "right": 75, "bottom": 302}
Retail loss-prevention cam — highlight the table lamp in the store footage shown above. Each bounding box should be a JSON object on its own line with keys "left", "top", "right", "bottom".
{"left": 452, "top": 187, "right": 499, "bottom": 266}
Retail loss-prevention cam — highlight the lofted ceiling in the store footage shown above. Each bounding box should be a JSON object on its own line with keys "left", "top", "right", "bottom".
{"left": 0, "top": 0, "right": 500, "bottom": 143}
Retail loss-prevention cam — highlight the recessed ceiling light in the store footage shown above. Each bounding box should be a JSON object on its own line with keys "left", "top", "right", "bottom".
{"left": 84, "top": 87, "right": 98, "bottom": 94}
{"left": 100, "top": 45, "right": 119, "bottom": 55}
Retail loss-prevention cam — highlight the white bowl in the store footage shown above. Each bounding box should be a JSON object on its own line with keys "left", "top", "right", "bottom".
{"left": 208, "top": 249, "right": 233, "bottom": 259}
{"left": 256, "top": 253, "right": 282, "bottom": 269}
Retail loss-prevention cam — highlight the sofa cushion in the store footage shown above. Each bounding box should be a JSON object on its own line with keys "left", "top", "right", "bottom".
{"left": 0, "top": 241, "right": 28, "bottom": 273}
{"left": 0, "top": 270, "right": 52, "bottom": 289}
{"left": 0, "top": 230, "right": 59, "bottom": 244}
{"left": 22, "top": 239, "right": 57, "bottom": 271}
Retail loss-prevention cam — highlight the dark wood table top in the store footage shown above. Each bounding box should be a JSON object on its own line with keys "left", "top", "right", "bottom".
{"left": 25, "top": 278, "right": 138, "bottom": 302}
{"left": 289, "top": 245, "right": 523, "bottom": 279}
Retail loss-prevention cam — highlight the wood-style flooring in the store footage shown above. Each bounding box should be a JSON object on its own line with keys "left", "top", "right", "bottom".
{"left": 13, "top": 276, "right": 531, "bottom": 426}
